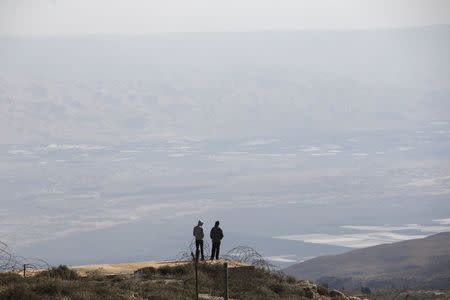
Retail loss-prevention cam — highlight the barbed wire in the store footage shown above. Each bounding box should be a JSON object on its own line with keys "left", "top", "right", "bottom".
{"left": 223, "top": 246, "right": 275, "bottom": 271}
{"left": 176, "top": 242, "right": 275, "bottom": 271}
{"left": 0, "top": 240, "right": 50, "bottom": 273}
{"left": 0, "top": 241, "right": 14, "bottom": 272}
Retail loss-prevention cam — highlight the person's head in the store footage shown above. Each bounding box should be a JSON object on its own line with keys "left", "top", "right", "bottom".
{"left": 198, "top": 220, "right": 204, "bottom": 226}
{"left": 215, "top": 221, "right": 220, "bottom": 227}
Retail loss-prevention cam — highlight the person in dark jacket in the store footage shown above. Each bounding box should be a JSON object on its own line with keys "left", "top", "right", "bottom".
{"left": 193, "top": 220, "right": 205, "bottom": 261}
{"left": 210, "top": 220, "right": 224, "bottom": 260}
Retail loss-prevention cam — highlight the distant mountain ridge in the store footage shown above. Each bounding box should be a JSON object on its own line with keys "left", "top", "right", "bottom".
{"left": 1, "top": 25, "right": 450, "bottom": 144}
{"left": 284, "top": 232, "right": 450, "bottom": 290}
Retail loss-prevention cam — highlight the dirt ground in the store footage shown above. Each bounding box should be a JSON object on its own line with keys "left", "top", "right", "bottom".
{"left": 71, "top": 259, "right": 248, "bottom": 276}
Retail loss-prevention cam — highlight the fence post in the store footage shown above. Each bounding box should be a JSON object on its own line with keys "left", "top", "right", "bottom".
{"left": 23, "top": 264, "right": 26, "bottom": 277}
{"left": 191, "top": 252, "right": 199, "bottom": 300}
{"left": 223, "top": 262, "right": 228, "bottom": 300}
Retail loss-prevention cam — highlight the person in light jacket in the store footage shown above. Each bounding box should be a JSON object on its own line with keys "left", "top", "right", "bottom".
{"left": 210, "top": 220, "right": 224, "bottom": 260}
{"left": 193, "top": 220, "right": 205, "bottom": 261}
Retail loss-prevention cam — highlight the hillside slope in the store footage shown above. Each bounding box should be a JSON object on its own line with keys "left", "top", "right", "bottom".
{"left": 284, "top": 232, "right": 450, "bottom": 290}
{"left": 0, "top": 261, "right": 363, "bottom": 300}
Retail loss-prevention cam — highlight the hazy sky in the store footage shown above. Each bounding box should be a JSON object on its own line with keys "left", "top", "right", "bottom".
{"left": 1, "top": 0, "right": 450, "bottom": 36}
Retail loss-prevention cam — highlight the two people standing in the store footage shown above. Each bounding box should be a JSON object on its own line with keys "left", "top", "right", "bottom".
{"left": 193, "top": 220, "right": 224, "bottom": 261}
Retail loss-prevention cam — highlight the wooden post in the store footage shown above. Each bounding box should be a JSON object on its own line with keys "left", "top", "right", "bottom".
{"left": 223, "top": 262, "right": 228, "bottom": 300}
{"left": 23, "top": 264, "right": 26, "bottom": 277}
{"left": 191, "top": 252, "right": 199, "bottom": 300}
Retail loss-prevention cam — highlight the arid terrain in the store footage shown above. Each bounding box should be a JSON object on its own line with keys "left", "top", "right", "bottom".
{"left": 0, "top": 260, "right": 365, "bottom": 300}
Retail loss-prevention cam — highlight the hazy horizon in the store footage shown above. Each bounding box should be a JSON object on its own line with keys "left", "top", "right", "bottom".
{"left": 2, "top": 0, "right": 450, "bottom": 36}
{"left": 1, "top": 1, "right": 450, "bottom": 269}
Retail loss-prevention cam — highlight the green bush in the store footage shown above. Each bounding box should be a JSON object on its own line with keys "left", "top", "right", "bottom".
{"left": 135, "top": 266, "right": 158, "bottom": 278}
{"left": 285, "top": 275, "right": 297, "bottom": 284}
{"left": 269, "top": 282, "right": 285, "bottom": 294}
{"left": 37, "top": 265, "right": 79, "bottom": 280}
{"left": 0, "top": 272, "right": 24, "bottom": 285}
{"left": 304, "top": 287, "right": 315, "bottom": 298}
{"left": 317, "top": 285, "right": 330, "bottom": 296}
{"left": 165, "top": 264, "right": 188, "bottom": 276}
{"left": 136, "top": 264, "right": 189, "bottom": 278}
{"left": 32, "top": 279, "right": 65, "bottom": 295}
{"left": 0, "top": 284, "right": 41, "bottom": 300}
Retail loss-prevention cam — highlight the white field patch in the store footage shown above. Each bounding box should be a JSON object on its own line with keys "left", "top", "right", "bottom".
{"left": 264, "top": 255, "right": 316, "bottom": 264}
{"left": 41, "top": 144, "right": 106, "bottom": 151}
{"left": 299, "top": 146, "right": 320, "bottom": 152}
{"left": 403, "top": 175, "right": 450, "bottom": 187}
{"left": 273, "top": 232, "right": 427, "bottom": 248}
{"left": 112, "top": 157, "right": 134, "bottom": 161}
{"left": 273, "top": 219, "right": 450, "bottom": 248}
{"left": 257, "top": 153, "right": 284, "bottom": 157}
{"left": 434, "top": 218, "right": 450, "bottom": 225}
{"left": 352, "top": 152, "right": 369, "bottom": 157}
{"left": 264, "top": 255, "right": 298, "bottom": 263}
{"left": 311, "top": 153, "right": 336, "bottom": 156}
{"left": 120, "top": 150, "right": 142, "bottom": 153}
{"left": 435, "top": 130, "right": 448, "bottom": 134}
{"left": 243, "top": 139, "right": 279, "bottom": 146}
{"left": 8, "top": 149, "right": 34, "bottom": 155}
{"left": 429, "top": 121, "right": 449, "bottom": 126}
{"left": 397, "top": 146, "right": 413, "bottom": 151}
{"left": 220, "top": 151, "right": 249, "bottom": 155}
{"left": 168, "top": 153, "right": 186, "bottom": 157}
{"left": 341, "top": 224, "right": 450, "bottom": 233}
{"left": 327, "top": 149, "right": 342, "bottom": 153}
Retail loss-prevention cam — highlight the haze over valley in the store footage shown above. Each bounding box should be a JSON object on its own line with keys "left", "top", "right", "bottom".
{"left": 1, "top": 27, "right": 450, "bottom": 267}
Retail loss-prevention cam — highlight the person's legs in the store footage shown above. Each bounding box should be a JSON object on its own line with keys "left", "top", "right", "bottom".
{"left": 195, "top": 240, "right": 200, "bottom": 260}
{"left": 199, "top": 240, "right": 204, "bottom": 260}
{"left": 210, "top": 242, "right": 216, "bottom": 260}
{"left": 215, "top": 242, "right": 221, "bottom": 260}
